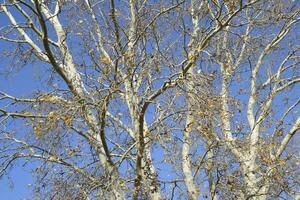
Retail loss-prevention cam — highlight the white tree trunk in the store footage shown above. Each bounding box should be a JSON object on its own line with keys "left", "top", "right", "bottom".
{"left": 182, "top": 70, "right": 199, "bottom": 200}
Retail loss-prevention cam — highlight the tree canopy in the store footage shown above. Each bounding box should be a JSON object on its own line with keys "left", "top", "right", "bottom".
{"left": 0, "top": 0, "right": 299, "bottom": 199}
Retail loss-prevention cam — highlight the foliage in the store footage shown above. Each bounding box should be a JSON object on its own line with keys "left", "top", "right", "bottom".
{"left": 0, "top": 0, "right": 300, "bottom": 199}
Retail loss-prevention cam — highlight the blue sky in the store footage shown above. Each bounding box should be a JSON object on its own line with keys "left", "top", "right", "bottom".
{"left": 0, "top": 9, "right": 42, "bottom": 197}
{"left": 0, "top": 6, "right": 37, "bottom": 198}
{"left": 0, "top": 68, "right": 35, "bottom": 199}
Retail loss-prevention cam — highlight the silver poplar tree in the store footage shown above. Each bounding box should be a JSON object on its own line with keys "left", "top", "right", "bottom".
{"left": 0, "top": 0, "right": 299, "bottom": 199}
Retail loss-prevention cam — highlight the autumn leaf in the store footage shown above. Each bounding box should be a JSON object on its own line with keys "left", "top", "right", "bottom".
{"left": 165, "top": 131, "right": 171, "bottom": 141}
{"left": 188, "top": 118, "right": 197, "bottom": 128}
{"left": 145, "top": 130, "right": 151, "bottom": 137}
{"left": 48, "top": 155, "right": 58, "bottom": 161}
{"left": 47, "top": 111, "right": 56, "bottom": 119}
{"left": 23, "top": 111, "right": 32, "bottom": 116}
{"left": 140, "top": 71, "right": 148, "bottom": 77}
{"left": 100, "top": 55, "right": 110, "bottom": 64}
{"left": 223, "top": 63, "right": 230, "bottom": 69}
{"left": 41, "top": 94, "right": 55, "bottom": 102}
{"left": 188, "top": 5, "right": 193, "bottom": 13}
{"left": 191, "top": 63, "right": 197, "bottom": 68}
{"left": 119, "top": 180, "right": 127, "bottom": 189}
{"left": 156, "top": 134, "right": 161, "bottom": 140}
{"left": 67, "top": 149, "right": 76, "bottom": 156}
{"left": 188, "top": 55, "right": 196, "bottom": 62}
{"left": 62, "top": 114, "right": 72, "bottom": 126}
{"left": 279, "top": 160, "right": 286, "bottom": 166}
{"left": 33, "top": 126, "right": 42, "bottom": 138}
{"left": 259, "top": 126, "right": 266, "bottom": 132}
{"left": 212, "top": 0, "right": 218, "bottom": 5}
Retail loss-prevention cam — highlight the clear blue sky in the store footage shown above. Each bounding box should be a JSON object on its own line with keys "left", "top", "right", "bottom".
{"left": 0, "top": 8, "right": 36, "bottom": 199}
{"left": 0, "top": 68, "right": 35, "bottom": 199}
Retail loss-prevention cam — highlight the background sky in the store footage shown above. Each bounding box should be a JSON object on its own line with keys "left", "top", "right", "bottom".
{"left": 0, "top": 68, "right": 35, "bottom": 199}
{"left": 0, "top": 6, "right": 39, "bottom": 198}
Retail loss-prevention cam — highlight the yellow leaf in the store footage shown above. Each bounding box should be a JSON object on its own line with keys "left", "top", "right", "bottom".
{"left": 67, "top": 150, "right": 76, "bottom": 156}
{"left": 119, "top": 181, "right": 127, "bottom": 189}
{"left": 23, "top": 111, "right": 32, "bottom": 116}
{"left": 62, "top": 114, "right": 72, "bottom": 126}
{"left": 212, "top": 0, "right": 220, "bottom": 5}
{"left": 42, "top": 94, "right": 53, "bottom": 102}
{"left": 145, "top": 130, "right": 151, "bottom": 137}
{"left": 154, "top": 65, "right": 161, "bottom": 71}
{"left": 188, "top": 5, "right": 193, "bottom": 13}
{"left": 141, "top": 71, "right": 148, "bottom": 77}
{"left": 175, "top": 92, "right": 181, "bottom": 97}
{"left": 123, "top": 51, "right": 135, "bottom": 59}
{"left": 47, "top": 111, "right": 56, "bottom": 118}
{"left": 224, "top": 63, "right": 230, "bottom": 69}
{"left": 48, "top": 155, "right": 57, "bottom": 161}
{"left": 259, "top": 126, "right": 266, "bottom": 132}
{"left": 33, "top": 126, "right": 42, "bottom": 138}
{"left": 188, "top": 118, "right": 197, "bottom": 128}
{"left": 279, "top": 160, "right": 285, "bottom": 166}
{"left": 189, "top": 55, "right": 196, "bottom": 62}
{"left": 100, "top": 55, "right": 110, "bottom": 64}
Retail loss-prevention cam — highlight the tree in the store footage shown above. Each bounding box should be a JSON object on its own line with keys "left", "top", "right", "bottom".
{"left": 0, "top": 0, "right": 299, "bottom": 199}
